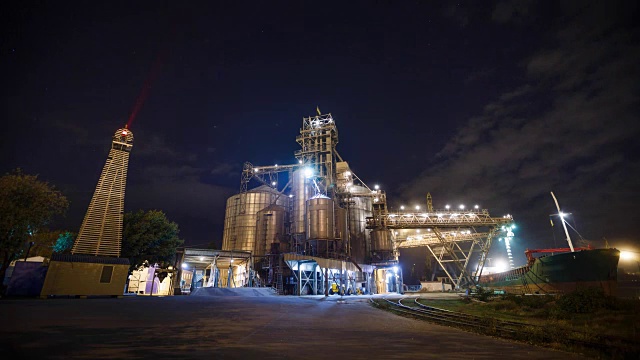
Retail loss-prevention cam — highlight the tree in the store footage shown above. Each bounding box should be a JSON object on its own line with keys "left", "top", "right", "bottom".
{"left": 122, "top": 210, "right": 184, "bottom": 270}
{"left": 29, "top": 229, "right": 62, "bottom": 258}
{"left": 52, "top": 231, "right": 76, "bottom": 254}
{"left": 0, "top": 169, "right": 68, "bottom": 291}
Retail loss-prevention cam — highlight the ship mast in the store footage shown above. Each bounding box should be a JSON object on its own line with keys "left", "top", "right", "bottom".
{"left": 550, "top": 191, "right": 575, "bottom": 252}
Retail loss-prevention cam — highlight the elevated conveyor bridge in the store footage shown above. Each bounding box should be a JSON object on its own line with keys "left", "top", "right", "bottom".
{"left": 367, "top": 210, "right": 514, "bottom": 289}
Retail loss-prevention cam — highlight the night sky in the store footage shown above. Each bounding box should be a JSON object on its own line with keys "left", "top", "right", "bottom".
{"left": 2, "top": 1, "right": 639, "bottom": 271}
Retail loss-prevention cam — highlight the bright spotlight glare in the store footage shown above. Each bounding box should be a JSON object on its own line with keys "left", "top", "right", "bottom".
{"left": 620, "top": 251, "right": 636, "bottom": 261}
{"left": 181, "top": 263, "right": 188, "bottom": 269}
{"left": 474, "top": 205, "right": 479, "bottom": 209}
{"left": 304, "top": 167, "right": 314, "bottom": 178}
{"left": 415, "top": 205, "right": 420, "bottom": 210}
{"left": 400, "top": 206, "right": 405, "bottom": 210}
{"left": 374, "top": 184, "right": 380, "bottom": 190}
{"left": 393, "top": 266, "right": 398, "bottom": 272}
{"left": 495, "top": 260, "right": 508, "bottom": 272}
{"left": 445, "top": 205, "right": 450, "bottom": 209}
{"left": 271, "top": 181, "right": 277, "bottom": 186}
{"left": 200, "top": 257, "right": 204, "bottom": 261}
{"left": 559, "top": 212, "right": 566, "bottom": 218}
{"left": 459, "top": 204, "right": 465, "bottom": 209}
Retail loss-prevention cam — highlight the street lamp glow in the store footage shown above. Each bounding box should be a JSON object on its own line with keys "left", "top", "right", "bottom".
{"left": 415, "top": 205, "right": 420, "bottom": 210}
{"left": 374, "top": 184, "right": 380, "bottom": 190}
{"left": 271, "top": 181, "right": 277, "bottom": 186}
{"left": 445, "top": 204, "right": 450, "bottom": 209}
{"left": 181, "top": 263, "right": 188, "bottom": 269}
{"left": 474, "top": 205, "right": 479, "bottom": 209}
{"left": 400, "top": 206, "right": 405, "bottom": 210}
{"left": 459, "top": 204, "right": 465, "bottom": 210}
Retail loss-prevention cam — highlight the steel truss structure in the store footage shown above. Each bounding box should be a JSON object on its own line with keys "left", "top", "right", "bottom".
{"left": 369, "top": 210, "right": 513, "bottom": 289}
{"left": 295, "top": 113, "right": 338, "bottom": 194}
{"left": 367, "top": 210, "right": 512, "bottom": 228}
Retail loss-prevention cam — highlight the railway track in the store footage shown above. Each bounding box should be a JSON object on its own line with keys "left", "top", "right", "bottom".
{"left": 369, "top": 297, "right": 637, "bottom": 356}
{"left": 370, "top": 297, "right": 528, "bottom": 336}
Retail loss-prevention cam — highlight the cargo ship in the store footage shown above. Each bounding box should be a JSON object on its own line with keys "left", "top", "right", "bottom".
{"left": 478, "top": 246, "right": 620, "bottom": 295}
{"left": 478, "top": 192, "right": 620, "bottom": 296}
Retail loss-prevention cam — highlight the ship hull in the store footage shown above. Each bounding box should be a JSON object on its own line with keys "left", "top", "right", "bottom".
{"left": 478, "top": 248, "right": 620, "bottom": 296}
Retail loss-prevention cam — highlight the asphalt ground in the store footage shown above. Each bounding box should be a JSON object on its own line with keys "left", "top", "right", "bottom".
{"left": 0, "top": 293, "right": 582, "bottom": 359}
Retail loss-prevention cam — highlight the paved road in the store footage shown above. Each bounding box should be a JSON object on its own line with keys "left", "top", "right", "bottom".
{"left": 0, "top": 294, "right": 581, "bottom": 359}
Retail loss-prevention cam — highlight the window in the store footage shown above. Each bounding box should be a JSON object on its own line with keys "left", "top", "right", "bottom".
{"left": 100, "top": 266, "right": 114, "bottom": 283}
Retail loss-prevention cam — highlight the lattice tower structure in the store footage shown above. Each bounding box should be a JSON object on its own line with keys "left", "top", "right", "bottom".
{"left": 367, "top": 209, "right": 513, "bottom": 289}
{"left": 72, "top": 127, "right": 133, "bottom": 257}
{"left": 294, "top": 113, "right": 338, "bottom": 196}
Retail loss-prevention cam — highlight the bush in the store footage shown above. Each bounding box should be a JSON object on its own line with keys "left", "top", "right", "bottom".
{"left": 520, "top": 294, "right": 555, "bottom": 308}
{"left": 555, "top": 287, "right": 614, "bottom": 314}
{"left": 471, "top": 286, "right": 493, "bottom": 302}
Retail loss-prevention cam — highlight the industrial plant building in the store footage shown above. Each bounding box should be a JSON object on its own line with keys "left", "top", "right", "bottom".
{"left": 174, "top": 112, "right": 513, "bottom": 296}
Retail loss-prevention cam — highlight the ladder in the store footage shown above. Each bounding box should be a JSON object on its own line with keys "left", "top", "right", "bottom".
{"left": 275, "top": 256, "right": 284, "bottom": 295}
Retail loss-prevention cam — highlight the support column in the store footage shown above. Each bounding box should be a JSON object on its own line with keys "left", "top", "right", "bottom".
{"left": 351, "top": 274, "right": 356, "bottom": 295}
{"left": 227, "top": 265, "right": 232, "bottom": 288}
{"left": 365, "top": 272, "right": 370, "bottom": 295}
{"left": 298, "top": 264, "right": 302, "bottom": 296}
{"left": 312, "top": 264, "right": 318, "bottom": 295}
{"left": 324, "top": 268, "right": 329, "bottom": 297}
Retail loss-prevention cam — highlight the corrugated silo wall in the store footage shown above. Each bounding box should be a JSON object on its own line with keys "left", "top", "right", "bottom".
{"left": 348, "top": 186, "right": 373, "bottom": 264}
{"left": 255, "top": 205, "right": 286, "bottom": 257}
{"left": 291, "top": 169, "right": 309, "bottom": 235}
{"left": 222, "top": 187, "right": 287, "bottom": 253}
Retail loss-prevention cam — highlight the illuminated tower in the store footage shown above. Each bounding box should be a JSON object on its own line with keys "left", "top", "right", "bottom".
{"left": 72, "top": 127, "right": 134, "bottom": 257}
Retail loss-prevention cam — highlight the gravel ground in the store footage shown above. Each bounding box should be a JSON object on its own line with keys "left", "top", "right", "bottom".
{"left": 0, "top": 293, "right": 582, "bottom": 359}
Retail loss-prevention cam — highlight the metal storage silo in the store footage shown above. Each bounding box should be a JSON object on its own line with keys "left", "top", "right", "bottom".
{"left": 222, "top": 185, "right": 287, "bottom": 252}
{"left": 347, "top": 185, "right": 373, "bottom": 263}
{"left": 335, "top": 206, "right": 348, "bottom": 254}
{"left": 306, "top": 195, "right": 334, "bottom": 240}
{"left": 291, "top": 168, "right": 310, "bottom": 235}
{"left": 254, "top": 204, "right": 286, "bottom": 257}
{"left": 371, "top": 229, "right": 393, "bottom": 254}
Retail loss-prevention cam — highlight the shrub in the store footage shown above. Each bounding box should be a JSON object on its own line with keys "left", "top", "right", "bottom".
{"left": 555, "top": 287, "right": 613, "bottom": 314}
{"left": 471, "top": 286, "right": 493, "bottom": 302}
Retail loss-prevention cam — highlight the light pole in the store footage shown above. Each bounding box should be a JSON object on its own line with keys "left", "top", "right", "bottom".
{"left": 24, "top": 241, "right": 35, "bottom": 261}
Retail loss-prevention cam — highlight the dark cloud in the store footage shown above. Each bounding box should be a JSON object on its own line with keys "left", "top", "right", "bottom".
{"left": 402, "top": 1, "right": 640, "bottom": 260}
{"left": 492, "top": 0, "right": 535, "bottom": 24}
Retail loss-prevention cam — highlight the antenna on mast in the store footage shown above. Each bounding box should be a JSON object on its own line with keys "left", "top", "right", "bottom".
{"left": 550, "top": 191, "right": 575, "bottom": 252}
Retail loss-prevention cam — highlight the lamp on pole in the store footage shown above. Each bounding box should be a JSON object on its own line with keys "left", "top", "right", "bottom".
{"left": 24, "top": 241, "right": 35, "bottom": 261}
